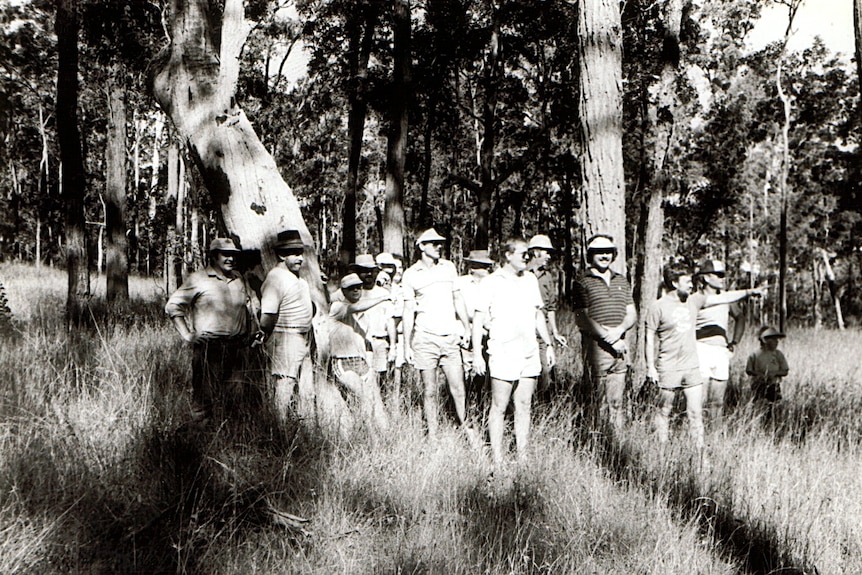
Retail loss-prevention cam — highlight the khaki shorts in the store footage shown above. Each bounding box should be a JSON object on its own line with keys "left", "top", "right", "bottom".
{"left": 658, "top": 367, "right": 702, "bottom": 391}
{"left": 267, "top": 331, "right": 309, "bottom": 378}
{"left": 411, "top": 330, "right": 461, "bottom": 371}
{"left": 696, "top": 342, "right": 730, "bottom": 381}
{"left": 487, "top": 337, "right": 541, "bottom": 382}
{"left": 583, "top": 337, "right": 628, "bottom": 377}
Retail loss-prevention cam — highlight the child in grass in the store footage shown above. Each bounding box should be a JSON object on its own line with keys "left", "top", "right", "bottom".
{"left": 746, "top": 326, "right": 789, "bottom": 404}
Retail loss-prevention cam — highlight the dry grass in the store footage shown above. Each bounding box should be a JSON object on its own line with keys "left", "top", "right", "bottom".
{"left": 3, "top": 262, "right": 858, "bottom": 574}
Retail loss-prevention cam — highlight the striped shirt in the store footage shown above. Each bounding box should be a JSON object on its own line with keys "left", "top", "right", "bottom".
{"left": 572, "top": 267, "right": 633, "bottom": 326}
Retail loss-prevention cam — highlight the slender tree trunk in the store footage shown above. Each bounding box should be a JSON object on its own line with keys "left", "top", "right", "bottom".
{"left": 383, "top": 0, "right": 410, "bottom": 256}
{"left": 56, "top": 0, "right": 89, "bottom": 327}
{"left": 475, "top": 5, "right": 500, "bottom": 250}
{"left": 576, "top": 0, "right": 626, "bottom": 272}
{"left": 342, "top": 4, "right": 378, "bottom": 269}
{"left": 105, "top": 63, "right": 129, "bottom": 301}
{"left": 166, "top": 141, "right": 182, "bottom": 291}
{"left": 151, "top": 0, "right": 326, "bottom": 306}
{"left": 855, "top": 0, "right": 862, "bottom": 100}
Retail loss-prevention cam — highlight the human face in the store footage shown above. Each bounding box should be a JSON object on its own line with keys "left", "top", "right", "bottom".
{"left": 342, "top": 285, "right": 363, "bottom": 303}
{"left": 530, "top": 248, "right": 551, "bottom": 270}
{"left": 589, "top": 249, "right": 615, "bottom": 272}
{"left": 673, "top": 274, "right": 693, "bottom": 298}
{"left": 420, "top": 240, "right": 444, "bottom": 262}
{"left": 212, "top": 251, "right": 236, "bottom": 276}
{"left": 702, "top": 272, "right": 726, "bottom": 291}
{"left": 356, "top": 268, "right": 377, "bottom": 288}
{"left": 506, "top": 242, "right": 530, "bottom": 273}
{"left": 282, "top": 250, "right": 304, "bottom": 274}
{"left": 376, "top": 273, "right": 392, "bottom": 289}
{"left": 469, "top": 264, "right": 491, "bottom": 278}
{"left": 761, "top": 337, "right": 779, "bottom": 351}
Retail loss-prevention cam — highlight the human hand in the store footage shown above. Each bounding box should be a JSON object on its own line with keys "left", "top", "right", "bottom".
{"left": 603, "top": 325, "right": 624, "bottom": 345}
{"left": 460, "top": 332, "right": 472, "bottom": 349}
{"left": 404, "top": 344, "right": 414, "bottom": 365}
{"left": 473, "top": 352, "right": 486, "bottom": 376}
{"left": 546, "top": 345, "right": 556, "bottom": 369}
{"left": 250, "top": 330, "right": 266, "bottom": 348}
{"left": 647, "top": 365, "right": 659, "bottom": 383}
{"left": 387, "top": 347, "right": 397, "bottom": 363}
{"left": 553, "top": 333, "right": 568, "bottom": 348}
{"left": 611, "top": 339, "right": 627, "bottom": 357}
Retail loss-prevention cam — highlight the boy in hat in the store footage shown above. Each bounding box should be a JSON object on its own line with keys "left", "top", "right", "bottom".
{"left": 258, "top": 230, "right": 314, "bottom": 422}
{"left": 746, "top": 326, "right": 789, "bottom": 404}
{"left": 572, "top": 234, "right": 636, "bottom": 429}
{"left": 402, "top": 228, "right": 471, "bottom": 438}
{"left": 694, "top": 259, "right": 747, "bottom": 426}
{"left": 166, "top": 237, "right": 258, "bottom": 422}
{"left": 351, "top": 254, "right": 396, "bottom": 388}
{"left": 328, "top": 273, "right": 391, "bottom": 430}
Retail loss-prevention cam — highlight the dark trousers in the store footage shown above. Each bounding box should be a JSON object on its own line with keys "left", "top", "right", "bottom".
{"left": 191, "top": 336, "right": 245, "bottom": 418}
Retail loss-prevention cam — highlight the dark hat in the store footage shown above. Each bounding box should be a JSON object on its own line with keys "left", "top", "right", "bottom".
{"left": 758, "top": 325, "right": 785, "bottom": 340}
{"left": 464, "top": 249, "right": 494, "bottom": 266}
{"left": 697, "top": 259, "right": 726, "bottom": 276}
{"left": 209, "top": 238, "right": 241, "bottom": 253}
{"left": 275, "top": 229, "right": 305, "bottom": 250}
{"left": 350, "top": 254, "right": 378, "bottom": 271}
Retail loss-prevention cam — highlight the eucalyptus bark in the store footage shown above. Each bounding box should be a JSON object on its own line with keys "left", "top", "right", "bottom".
{"left": 105, "top": 64, "right": 129, "bottom": 302}
{"left": 576, "top": 0, "right": 627, "bottom": 272}
{"left": 383, "top": 0, "right": 410, "bottom": 256}
{"left": 475, "top": 6, "right": 500, "bottom": 250}
{"left": 56, "top": 0, "right": 90, "bottom": 326}
{"left": 151, "top": 0, "right": 325, "bottom": 306}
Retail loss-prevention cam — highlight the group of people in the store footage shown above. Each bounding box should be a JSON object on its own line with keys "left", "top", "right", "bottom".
{"left": 165, "top": 227, "right": 789, "bottom": 462}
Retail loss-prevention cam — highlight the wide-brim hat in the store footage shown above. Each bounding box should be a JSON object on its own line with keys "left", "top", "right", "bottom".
{"left": 464, "top": 249, "right": 494, "bottom": 266}
{"left": 274, "top": 229, "right": 305, "bottom": 251}
{"left": 415, "top": 228, "right": 446, "bottom": 245}
{"left": 697, "top": 259, "right": 726, "bottom": 276}
{"left": 758, "top": 326, "right": 786, "bottom": 340}
{"left": 527, "top": 234, "right": 554, "bottom": 251}
{"left": 375, "top": 252, "right": 397, "bottom": 267}
{"left": 340, "top": 273, "right": 363, "bottom": 289}
{"left": 209, "top": 238, "right": 241, "bottom": 253}
{"left": 350, "top": 254, "right": 378, "bottom": 271}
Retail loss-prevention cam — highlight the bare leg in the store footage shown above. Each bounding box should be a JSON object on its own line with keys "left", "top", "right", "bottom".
{"left": 274, "top": 376, "right": 296, "bottom": 424}
{"left": 420, "top": 368, "right": 440, "bottom": 439}
{"left": 655, "top": 388, "right": 675, "bottom": 444}
{"left": 489, "top": 378, "right": 514, "bottom": 464}
{"left": 604, "top": 372, "right": 626, "bottom": 430}
{"left": 441, "top": 361, "right": 467, "bottom": 425}
{"left": 512, "top": 377, "right": 537, "bottom": 460}
{"left": 706, "top": 378, "right": 727, "bottom": 427}
{"left": 683, "top": 384, "right": 705, "bottom": 449}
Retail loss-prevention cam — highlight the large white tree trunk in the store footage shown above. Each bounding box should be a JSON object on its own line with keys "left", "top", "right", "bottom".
{"left": 151, "top": 0, "right": 325, "bottom": 305}
{"left": 577, "top": 0, "right": 626, "bottom": 272}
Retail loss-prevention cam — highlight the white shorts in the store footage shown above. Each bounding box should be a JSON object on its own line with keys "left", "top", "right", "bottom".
{"left": 696, "top": 342, "right": 730, "bottom": 381}
{"left": 487, "top": 337, "right": 541, "bottom": 382}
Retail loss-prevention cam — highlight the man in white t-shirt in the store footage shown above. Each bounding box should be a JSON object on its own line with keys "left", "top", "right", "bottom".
{"left": 402, "top": 228, "right": 471, "bottom": 439}
{"left": 473, "top": 239, "right": 555, "bottom": 464}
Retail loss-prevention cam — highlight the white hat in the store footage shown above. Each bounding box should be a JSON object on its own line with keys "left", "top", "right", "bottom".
{"left": 375, "top": 252, "right": 397, "bottom": 266}
{"left": 340, "top": 273, "right": 363, "bottom": 289}
{"left": 350, "top": 254, "right": 378, "bottom": 270}
{"left": 415, "top": 228, "right": 446, "bottom": 245}
{"left": 586, "top": 234, "right": 616, "bottom": 252}
{"left": 528, "top": 234, "right": 554, "bottom": 250}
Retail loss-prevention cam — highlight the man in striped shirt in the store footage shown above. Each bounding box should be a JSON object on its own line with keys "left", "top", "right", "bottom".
{"left": 572, "top": 234, "right": 637, "bottom": 429}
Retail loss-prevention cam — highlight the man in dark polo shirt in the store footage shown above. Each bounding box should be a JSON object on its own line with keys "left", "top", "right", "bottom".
{"left": 572, "top": 234, "right": 637, "bottom": 429}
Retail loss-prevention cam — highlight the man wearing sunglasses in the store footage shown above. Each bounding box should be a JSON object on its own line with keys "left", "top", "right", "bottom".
{"left": 401, "top": 228, "right": 472, "bottom": 439}
{"left": 694, "top": 259, "right": 746, "bottom": 426}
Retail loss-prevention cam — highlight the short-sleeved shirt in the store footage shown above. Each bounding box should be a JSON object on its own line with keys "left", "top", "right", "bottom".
{"left": 645, "top": 293, "right": 707, "bottom": 373}
{"left": 533, "top": 268, "right": 559, "bottom": 313}
{"left": 357, "top": 285, "right": 393, "bottom": 338}
{"left": 572, "top": 267, "right": 633, "bottom": 327}
{"left": 401, "top": 259, "right": 460, "bottom": 336}
{"left": 455, "top": 274, "right": 484, "bottom": 322}
{"left": 746, "top": 349, "right": 789, "bottom": 381}
{"left": 165, "top": 267, "right": 251, "bottom": 338}
{"left": 328, "top": 301, "right": 368, "bottom": 358}
{"left": 696, "top": 302, "right": 740, "bottom": 347}
{"left": 260, "top": 266, "right": 313, "bottom": 333}
{"left": 475, "top": 269, "right": 543, "bottom": 349}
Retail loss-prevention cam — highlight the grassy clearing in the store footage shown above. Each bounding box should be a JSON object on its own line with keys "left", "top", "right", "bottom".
{"left": 6, "top": 263, "right": 861, "bottom": 574}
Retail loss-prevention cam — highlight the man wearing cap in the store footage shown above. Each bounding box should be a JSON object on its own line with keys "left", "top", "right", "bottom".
{"left": 258, "top": 230, "right": 314, "bottom": 422}
{"left": 694, "top": 259, "right": 746, "bottom": 426}
{"left": 456, "top": 250, "right": 494, "bottom": 405}
{"left": 646, "top": 263, "right": 764, "bottom": 449}
{"left": 401, "top": 228, "right": 471, "bottom": 438}
{"left": 527, "top": 234, "right": 568, "bottom": 399}
{"left": 572, "top": 234, "right": 637, "bottom": 429}
{"left": 350, "top": 255, "right": 397, "bottom": 388}
{"left": 473, "top": 238, "right": 555, "bottom": 464}
{"left": 166, "top": 238, "right": 258, "bottom": 422}
{"left": 327, "top": 273, "right": 391, "bottom": 430}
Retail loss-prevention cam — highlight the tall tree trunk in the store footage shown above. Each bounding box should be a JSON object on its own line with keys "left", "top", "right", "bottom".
{"left": 166, "top": 141, "right": 182, "bottom": 292}
{"left": 55, "top": 0, "right": 89, "bottom": 327}
{"left": 576, "top": 0, "right": 626, "bottom": 272}
{"left": 342, "top": 4, "right": 378, "bottom": 269}
{"left": 151, "top": 0, "right": 326, "bottom": 306}
{"left": 105, "top": 63, "right": 129, "bottom": 302}
{"left": 383, "top": 0, "right": 410, "bottom": 256}
{"left": 633, "top": 0, "right": 682, "bottom": 382}
{"left": 855, "top": 0, "right": 862, "bottom": 102}
{"left": 475, "top": 5, "right": 500, "bottom": 250}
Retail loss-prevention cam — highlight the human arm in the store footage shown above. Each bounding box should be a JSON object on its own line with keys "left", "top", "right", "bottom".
{"left": 774, "top": 350, "right": 789, "bottom": 378}
{"left": 728, "top": 304, "right": 746, "bottom": 350}
{"left": 171, "top": 316, "right": 195, "bottom": 343}
{"left": 547, "top": 310, "right": 567, "bottom": 347}
{"left": 386, "top": 315, "right": 397, "bottom": 362}
{"left": 704, "top": 287, "right": 765, "bottom": 307}
{"left": 454, "top": 289, "right": 471, "bottom": 348}
{"left": 472, "top": 310, "right": 487, "bottom": 376}
{"left": 645, "top": 328, "right": 658, "bottom": 382}
{"left": 402, "top": 299, "right": 415, "bottom": 364}
{"left": 604, "top": 303, "right": 637, "bottom": 345}
{"left": 536, "top": 309, "right": 556, "bottom": 368}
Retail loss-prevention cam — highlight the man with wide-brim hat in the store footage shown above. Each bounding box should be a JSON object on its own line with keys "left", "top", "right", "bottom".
{"left": 527, "top": 234, "right": 568, "bottom": 400}
{"left": 402, "top": 228, "right": 472, "bottom": 439}
{"left": 693, "top": 258, "right": 747, "bottom": 426}
{"left": 166, "top": 237, "right": 258, "bottom": 423}
{"left": 258, "top": 229, "right": 314, "bottom": 423}
{"left": 572, "top": 233, "right": 637, "bottom": 429}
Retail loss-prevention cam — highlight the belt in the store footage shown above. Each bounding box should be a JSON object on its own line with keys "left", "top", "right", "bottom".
{"left": 371, "top": 335, "right": 389, "bottom": 340}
